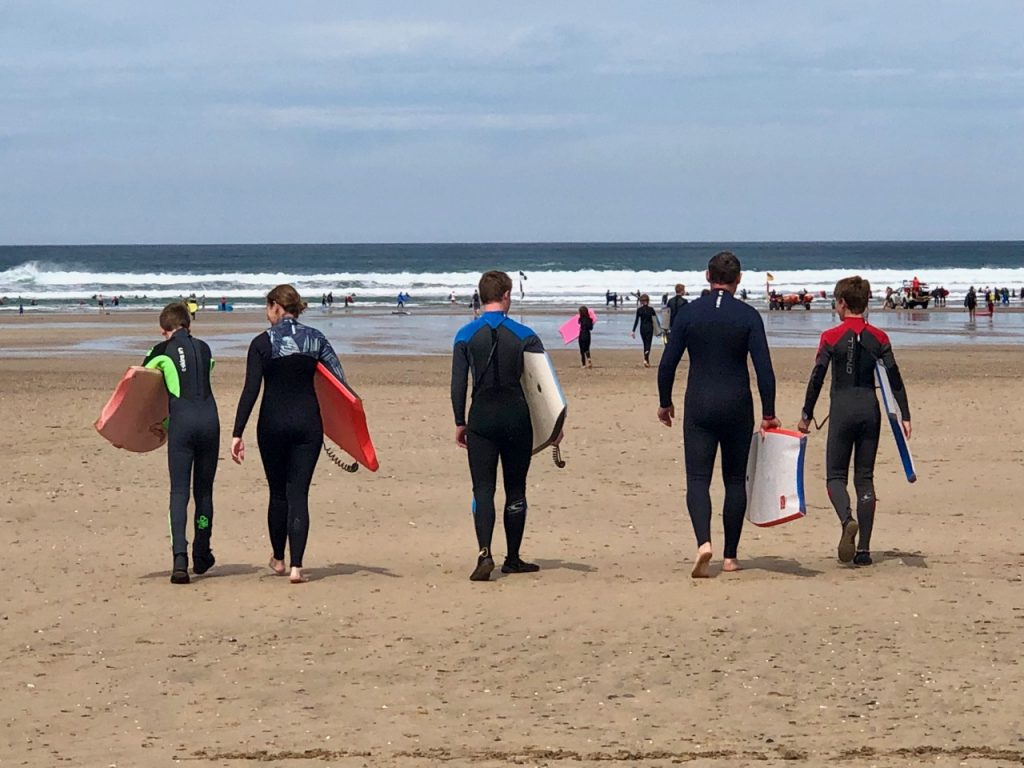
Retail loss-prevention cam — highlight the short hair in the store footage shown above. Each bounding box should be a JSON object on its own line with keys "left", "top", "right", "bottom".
{"left": 159, "top": 302, "right": 191, "bottom": 331}
{"left": 675, "top": 283, "right": 685, "bottom": 294}
{"left": 834, "top": 276, "right": 870, "bottom": 313}
{"left": 266, "top": 284, "right": 307, "bottom": 316}
{"left": 707, "top": 251, "right": 741, "bottom": 285}
{"left": 478, "top": 270, "right": 513, "bottom": 304}
{"left": 640, "top": 293, "right": 650, "bottom": 304}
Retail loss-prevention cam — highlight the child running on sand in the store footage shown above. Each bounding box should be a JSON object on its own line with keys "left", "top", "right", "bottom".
{"left": 143, "top": 302, "right": 221, "bottom": 584}
{"left": 798, "top": 276, "right": 911, "bottom": 566}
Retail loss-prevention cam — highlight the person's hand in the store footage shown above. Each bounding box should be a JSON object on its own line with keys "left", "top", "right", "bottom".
{"left": 552, "top": 429, "right": 564, "bottom": 446}
{"left": 902, "top": 420, "right": 912, "bottom": 440}
{"left": 760, "top": 416, "right": 781, "bottom": 435}
{"left": 630, "top": 332, "right": 635, "bottom": 338}
{"left": 149, "top": 422, "right": 167, "bottom": 440}
{"left": 455, "top": 425, "right": 468, "bottom": 448}
{"left": 796, "top": 418, "right": 811, "bottom": 434}
{"left": 231, "top": 437, "right": 245, "bottom": 464}
{"left": 658, "top": 405, "right": 674, "bottom": 427}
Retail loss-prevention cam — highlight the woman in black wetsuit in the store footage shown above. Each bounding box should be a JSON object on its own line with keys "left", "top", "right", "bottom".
{"left": 230, "top": 284, "right": 347, "bottom": 584}
{"left": 631, "top": 293, "right": 657, "bottom": 367}
{"left": 578, "top": 305, "right": 594, "bottom": 368}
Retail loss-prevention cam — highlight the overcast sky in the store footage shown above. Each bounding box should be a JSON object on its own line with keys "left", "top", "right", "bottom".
{"left": 1, "top": 1, "right": 1022, "bottom": 243}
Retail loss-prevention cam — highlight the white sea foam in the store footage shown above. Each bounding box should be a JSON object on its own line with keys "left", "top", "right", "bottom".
{"left": 2, "top": 260, "right": 1023, "bottom": 302}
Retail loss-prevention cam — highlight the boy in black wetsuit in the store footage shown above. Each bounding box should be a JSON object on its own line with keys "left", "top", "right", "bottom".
{"left": 798, "top": 276, "right": 911, "bottom": 566}
{"left": 657, "top": 252, "right": 779, "bottom": 577}
{"left": 144, "top": 302, "right": 220, "bottom": 584}
{"left": 451, "top": 270, "right": 562, "bottom": 581}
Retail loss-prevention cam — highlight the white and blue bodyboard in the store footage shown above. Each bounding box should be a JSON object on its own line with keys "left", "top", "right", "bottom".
{"left": 875, "top": 361, "right": 916, "bottom": 483}
{"left": 745, "top": 429, "right": 807, "bottom": 527}
{"left": 521, "top": 351, "right": 567, "bottom": 454}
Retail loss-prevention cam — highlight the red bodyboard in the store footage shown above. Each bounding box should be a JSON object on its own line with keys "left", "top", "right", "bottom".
{"left": 314, "top": 362, "right": 379, "bottom": 471}
{"left": 95, "top": 367, "right": 169, "bottom": 452}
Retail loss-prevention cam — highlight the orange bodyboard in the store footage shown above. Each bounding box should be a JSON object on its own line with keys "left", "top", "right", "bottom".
{"left": 95, "top": 367, "right": 169, "bottom": 452}
{"left": 314, "top": 363, "right": 379, "bottom": 471}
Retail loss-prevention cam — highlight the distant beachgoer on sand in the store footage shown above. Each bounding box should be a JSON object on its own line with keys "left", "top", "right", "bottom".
{"left": 577, "top": 305, "right": 594, "bottom": 368}
{"left": 799, "top": 276, "right": 911, "bottom": 567}
{"left": 666, "top": 284, "right": 689, "bottom": 328}
{"left": 449, "top": 290, "right": 457, "bottom": 304}
{"left": 986, "top": 289, "right": 995, "bottom": 316}
{"left": 471, "top": 290, "right": 481, "bottom": 316}
{"left": 657, "top": 251, "right": 778, "bottom": 577}
{"left": 965, "top": 286, "right": 977, "bottom": 321}
{"left": 631, "top": 294, "right": 657, "bottom": 367}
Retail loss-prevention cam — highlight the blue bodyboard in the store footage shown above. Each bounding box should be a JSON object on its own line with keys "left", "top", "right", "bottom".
{"left": 874, "top": 361, "right": 916, "bottom": 483}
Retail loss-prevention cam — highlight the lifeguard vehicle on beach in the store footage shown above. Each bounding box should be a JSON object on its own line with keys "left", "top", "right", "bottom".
{"left": 767, "top": 290, "right": 813, "bottom": 310}
{"left": 899, "top": 280, "right": 931, "bottom": 309}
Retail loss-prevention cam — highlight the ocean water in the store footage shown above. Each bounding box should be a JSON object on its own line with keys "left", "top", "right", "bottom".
{"left": 4, "top": 305, "right": 1020, "bottom": 360}
{"left": 0, "top": 242, "right": 1022, "bottom": 311}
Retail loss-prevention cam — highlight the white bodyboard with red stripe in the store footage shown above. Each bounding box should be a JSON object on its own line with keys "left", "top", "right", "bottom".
{"left": 745, "top": 429, "right": 807, "bottom": 527}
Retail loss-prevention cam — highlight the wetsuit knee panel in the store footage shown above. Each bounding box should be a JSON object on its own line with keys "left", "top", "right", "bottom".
{"left": 504, "top": 499, "right": 527, "bottom": 517}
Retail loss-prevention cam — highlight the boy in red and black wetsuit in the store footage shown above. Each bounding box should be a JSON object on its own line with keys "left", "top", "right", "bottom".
{"left": 798, "top": 277, "right": 911, "bottom": 566}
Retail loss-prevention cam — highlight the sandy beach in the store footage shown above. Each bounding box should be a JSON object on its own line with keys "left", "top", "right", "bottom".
{"left": 2, "top": 313, "right": 1022, "bottom": 767}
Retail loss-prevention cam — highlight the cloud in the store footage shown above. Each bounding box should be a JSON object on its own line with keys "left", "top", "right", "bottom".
{"left": 211, "top": 104, "right": 591, "bottom": 132}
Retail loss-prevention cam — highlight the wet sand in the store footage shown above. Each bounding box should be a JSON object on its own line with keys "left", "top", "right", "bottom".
{"left": 1, "top": 315, "right": 1022, "bottom": 767}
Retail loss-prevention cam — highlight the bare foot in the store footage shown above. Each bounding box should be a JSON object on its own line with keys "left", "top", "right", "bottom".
{"left": 289, "top": 567, "right": 308, "bottom": 584}
{"left": 268, "top": 557, "right": 286, "bottom": 575}
{"left": 691, "top": 543, "right": 713, "bottom": 578}
{"left": 722, "top": 558, "right": 742, "bottom": 572}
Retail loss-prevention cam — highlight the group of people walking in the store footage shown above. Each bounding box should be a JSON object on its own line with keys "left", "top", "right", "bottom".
{"left": 143, "top": 252, "right": 910, "bottom": 586}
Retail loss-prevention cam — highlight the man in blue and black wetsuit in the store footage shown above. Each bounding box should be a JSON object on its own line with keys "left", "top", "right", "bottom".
{"left": 143, "top": 302, "right": 220, "bottom": 584}
{"left": 798, "top": 276, "right": 911, "bottom": 566}
{"left": 451, "top": 270, "right": 561, "bottom": 582}
{"left": 657, "top": 252, "right": 780, "bottom": 578}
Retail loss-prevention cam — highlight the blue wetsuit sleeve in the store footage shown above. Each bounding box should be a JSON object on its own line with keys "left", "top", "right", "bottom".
{"left": 524, "top": 333, "right": 544, "bottom": 354}
{"left": 232, "top": 336, "right": 266, "bottom": 438}
{"left": 657, "top": 313, "right": 688, "bottom": 408}
{"left": 801, "top": 335, "right": 831, "bottom": 421}
{"left": 317, "top": 337, "right": 347, "bottom": 384}
{"left": 748, "top": 313, "right": 776, "bottom": 418}
{"left": 451, "top": 340, "right": 470, "bottom": 427}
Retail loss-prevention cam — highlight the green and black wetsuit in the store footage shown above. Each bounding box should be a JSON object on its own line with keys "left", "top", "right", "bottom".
{"left": 144, "top": 328, "right": 220, "bottom": 557}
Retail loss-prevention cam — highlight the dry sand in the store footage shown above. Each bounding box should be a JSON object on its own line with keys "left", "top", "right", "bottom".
{"left": 1, "top": 315, "right": 1022, "bottom": 767}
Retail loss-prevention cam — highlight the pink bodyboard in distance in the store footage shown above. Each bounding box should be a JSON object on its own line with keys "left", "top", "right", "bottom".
{"left": 94, "top": 367, "right": 169, "bottom": 452}
{"left": 314, "top": 362, "right": 379, "bottom": 472}
{"left": 558, "top": 309, "right": 598, "bottom": 345}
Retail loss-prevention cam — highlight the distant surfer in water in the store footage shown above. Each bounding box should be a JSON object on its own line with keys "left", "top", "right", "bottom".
{"left": 798, "top": 276, "right": 911, "bottom": 567}
{"left": 577, "top": 305, "right": 594, "bottom": 368}
{"left": 231, "top": 284, "right": 347, "bottom": 584}
{"left": 450, "top": 270, "right": 562, "bottom": 581}
{"left": 631, "top": 294, "right": 657, "bottom": 367}
{"left": 143, "top": 302, "right": 221, "bottom": 584}
{"left": 657, "top": 252, "right": 779, "bottom": 577}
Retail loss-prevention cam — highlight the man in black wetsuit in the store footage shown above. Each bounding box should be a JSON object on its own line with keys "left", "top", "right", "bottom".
{"left": 657, "top": 252, "right": 779, "bottom": 578}
{"left": 143, "top": 302, "right": 220, "bottom": 584}
{"left": 666, "top": 283, "right": 689, "bottom": 326}
{"left": 451, "top": 270, "right": 561, "bottom": 581}
{"left": 798, "top": 276, "right": 911, "bottom": 566}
